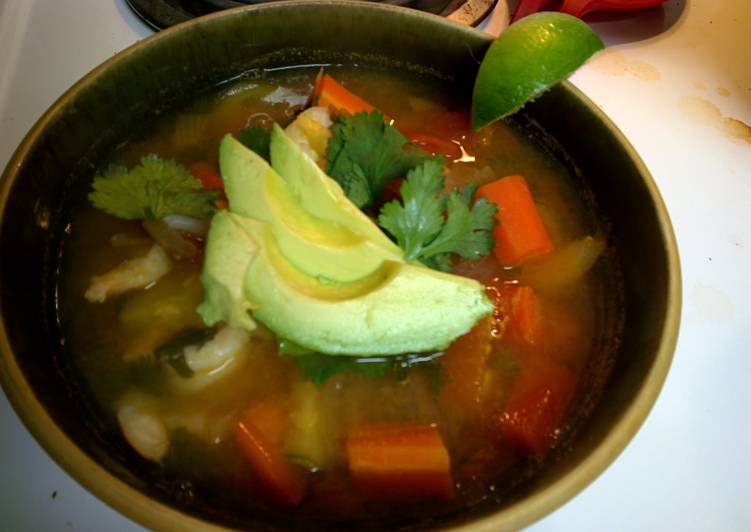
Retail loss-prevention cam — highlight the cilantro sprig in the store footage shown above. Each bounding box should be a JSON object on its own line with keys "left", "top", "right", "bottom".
{"left": 378, "top": 159, "right": 498, "bottom": 271}
{"left": 325, "top": 110, "right": 498, "bottom": 271}
{"left": 238, "top": 125, "right": 271, "bottom": 162}
{"left": 326, "top": 111, "right": 428, "bottom": 208}
{"left": 89, "top": 154, "right": 219, "bottom": 220}
{"left": 280, "top": 339, "right": 443, "bottom": 385}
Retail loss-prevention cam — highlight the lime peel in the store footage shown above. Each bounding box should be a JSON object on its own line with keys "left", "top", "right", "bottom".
{"left": 471, "top": 12, "right": 604, "bottom": 130}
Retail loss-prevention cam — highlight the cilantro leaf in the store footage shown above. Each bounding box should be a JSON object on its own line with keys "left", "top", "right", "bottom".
{"left": 292, "top": 354, "right": 391, "bottom": 386}
{"left": 279, "top": 339, "right": 390, "bottom": 385}
{"left": 279, "top": 340, "right": 445, "bottom": 386}
{"left": 377, "top": 158, "right": 445, "bottom": 261}
{"left": 238, "top": 125, "right": 271, "bottom": 161}
{"left": 378, "top": 160, "right": 498, "bottom": 271}
{"left": 326, "top": 111, "right": 428, "bottom": 208}
{"left": 421, "top": 184, "right": 498, "bottom": 261}
{"left": 89, "top": 154, "right": 219, "bottom": 220}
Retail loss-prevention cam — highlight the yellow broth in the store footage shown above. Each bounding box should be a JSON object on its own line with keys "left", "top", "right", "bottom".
{"left": 58, "top": 66, "right": 620, "bottom": 524}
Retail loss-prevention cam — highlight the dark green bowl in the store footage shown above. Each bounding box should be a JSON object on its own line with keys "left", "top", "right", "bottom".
{"left": 0, "top": 2, "right": 680, "bottom": 530}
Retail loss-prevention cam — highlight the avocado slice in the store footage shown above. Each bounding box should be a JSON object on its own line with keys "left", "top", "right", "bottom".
{"left": 239, "top": 215, "right": 493, "bottom": 356}
{"left": 270, "top": 125, "right": 402, "bottom": 255}
{"left": 220, "top": 135, "right": 403, "bottom": 282}
{"left": 196, "top": 210, "right": 258, "bottom": 330}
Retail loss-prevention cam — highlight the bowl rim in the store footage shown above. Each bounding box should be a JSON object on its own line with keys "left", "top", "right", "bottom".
{"left": 0, "top": 1, "right": 681, "bottom": 530}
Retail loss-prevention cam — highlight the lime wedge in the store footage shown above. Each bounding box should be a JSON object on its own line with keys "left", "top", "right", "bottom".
{"left": 471, "top": 12, "right": 604, "bottom": 130}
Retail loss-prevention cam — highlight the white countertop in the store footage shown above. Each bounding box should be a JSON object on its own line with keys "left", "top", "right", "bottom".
{"left": 1, "top": 0, "right": 749, "bottom": 530}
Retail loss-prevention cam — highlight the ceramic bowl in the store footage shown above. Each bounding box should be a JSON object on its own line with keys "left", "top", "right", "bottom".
{"left": 0, "top": 2, "right": 680, "bottom": 529}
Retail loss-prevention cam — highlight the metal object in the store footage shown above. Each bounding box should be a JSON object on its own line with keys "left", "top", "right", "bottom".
{"left": 125, "top": 0, "right": 497, "bottom": 30}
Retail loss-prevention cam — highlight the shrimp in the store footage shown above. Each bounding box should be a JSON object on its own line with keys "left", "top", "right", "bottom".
{"left": 85, "top": 244, "right": 172, "bottom": 303}
{"left": 167, "top": 326, "right": 252, "bottom": 394}
{"left": 116, "top": 391, "right": 169, "bottom": 462}
{"left": 284, "top": 106, "right": 333, "bottom": 161}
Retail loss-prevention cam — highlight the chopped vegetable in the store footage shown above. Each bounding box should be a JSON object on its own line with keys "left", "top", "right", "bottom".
{"left": 293, "top": 111, "right": 332, "bottom": 158}
{"left": 326, "top": 111, "right": 428, "bottom": 208}
{"left": 283, "top": 381, "right": 336, "bottom": 471}
{"left": 243, "top": 400, "right": 288, "bottom": 448}
{"left": 489, "top": 279, "right": 588, "bottom": 365}
{"left": 496, "top": 357, "right": 576, "bottom": 456}
{"left": 314, "top": 74, "right": 376, "bottom": 116}
{"left": 378, "top": 159, "right": 497, "bottom": 271}
{"left": 238, "top": 125, "right": 272, "bottom": 161}
{"left": 280, "top": 340, "right": 442, "bottom": 385}
{"left": 234, "top": 412, "right": 306, "bottom": 508}
{"left": 283, "top": 106, "right": 333, "bottom": 161}
{"left": 142, "top": 219, "right": 200, "bottom": 260}
{"left": 189, "top": 161, "right": 224, "bottom": 190}
{"left": 519, "top": 235, "right": 606, "bottom": 294}
{"left": 346, "top": 423, "right": 454, "bottom": 500}
{"left": 118, "top": 270, "right": 204, "bottom": 361}
{"left": 89, "top": 155, "right": 220, "bottom": 220}
{"left": 289, "top": 352, "right": 390, "bottom": 386}
{"left": 439, "top": 315, "right": 495, "bottom": 418}
{"left": 504, "top": 284, "right": 542, "bottom": 348}
{"left": 476, "top": 174, "right": 554, "bottom": 266}
{"left": 401, "top": 130, "right": 461, "bottom": 160}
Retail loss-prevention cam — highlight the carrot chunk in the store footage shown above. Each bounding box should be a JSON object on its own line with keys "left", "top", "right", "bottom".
{"left": 314, "top": 74, "right": 375, "bottom": 116}
{"left": 489, "top": 279, "right": 588, "bottom": 366}
{"left": 496, "top": 358, "right": 576, "bottom": 456}
{"left": 477, "top": 175, "right": 554, "bottom": 266}
{"left": 502, "top": 284, "right": 543, "bottom": 348}
{"left": 346, "top": 423, "right": 454, "bottom": 500}
{"left": 439, "top": 316, "right": 495, "bottom": 418}
{"left": 401, "top": 130, "right": 462, "bottom": 159}
{"left": 189, "top": 161, "right": 223, "bottom": 190}
{"left": 243, "top": 400, "right": 287, "bottom": 448}
{"left": 234, "top": 411, "right": 305, "bottom": 508}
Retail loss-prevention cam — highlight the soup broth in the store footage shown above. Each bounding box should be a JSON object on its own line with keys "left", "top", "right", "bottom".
{"left": 59, "top": 66, "right": 620, "bottom": 526}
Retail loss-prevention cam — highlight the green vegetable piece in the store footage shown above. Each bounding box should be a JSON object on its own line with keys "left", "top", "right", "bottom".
{"left": 199, "top": 133, "right": 493, "bottom": 356}
{"left": 326, "top": 111, "right": 428, "bottom": 208}
{"left": 89, "top": 154, "right": 219, "bottom": 220}
{"left": 378, "top": 158, "right": 445, "bottom": 262}
{"left": 472, "top": 12, "right": 604, "bottom": 129}
{"left": 378, "top": 160, "right": 497, "bottom": 271}
{"left": 244, "top": 221, "right": 492, "bottom": 355}
{"left": 219, "top": 134, "right": 402, "bottom": 283}
{"left": 238, "top": 125, "right": 271, "bottom": 161}
{"left": 281, "top": 339, "right": 442, "bottom": 386}
{"left": 290, "top": 352, "right": 390, "bottom": 386}
{"left": 196, "top": 210, "right": 258, "bottom": 330}
{"left": 270, "top": 125, "right": 402, "bottom": 256}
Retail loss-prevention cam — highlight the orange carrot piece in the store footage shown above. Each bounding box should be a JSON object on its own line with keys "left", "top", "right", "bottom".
{"left": 491, "top": 280, "right": 586, "bottom": 365}
{"left": 506, "top": 285, "right": 542, "bottom": 347}
{"left": 477, "top": 175, "right": 554, "bottom": 266}
{"left": 439, "top": 316, "right": 495, "bottom": 418}
{"left": 402, "top": 130, "right": 462, "bottom": 159}
{"left": 346, "top": 423, "right": 454, "bottom": 500}
{"left": 496, "top": 358, "right": 576, "bottom": 456}
{"left": 243, "top": 400, "right": 287, "bottom": 448}
{"left": 189, "top": 161, "right": 223, "bottom": 190}
{"left": 314, "top": 74, "right": 376, "bottom": 116}
{"left": 234, "top": 413, "right": 305, "bottom": 508}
